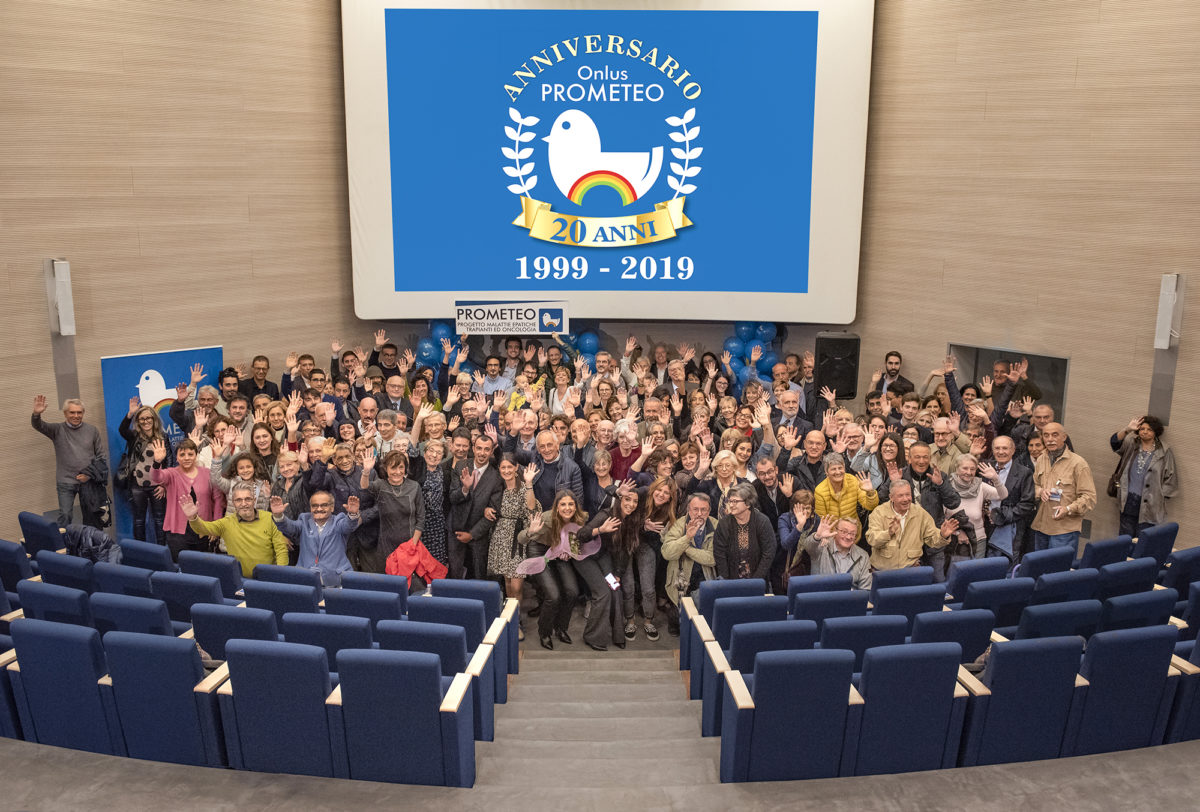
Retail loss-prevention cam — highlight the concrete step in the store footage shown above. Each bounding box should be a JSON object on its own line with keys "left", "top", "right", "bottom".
{"left": 497, "top": 699, "right": 695, "bottom": 720}
{"left": 516, "top": 658, "right": 675, "bottom": 673}
{"left": 476, "top": 736, "right": 718, "bottom": 761}
{"left": 520, "top": 647, "right": 677, "bottom": 661}
{"left": 476, "top": 755, "right": 718, "bottom": 788}
{"left": 507, "top": 681, "right": 686, "bottom": 703}
{"left": 514, "top": 669, "right": 686, "bottom": 687}
{"left": 495, "top": 715, "right": 700, "bottom": 741}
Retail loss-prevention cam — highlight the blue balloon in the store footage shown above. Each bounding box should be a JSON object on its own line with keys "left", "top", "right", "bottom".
{"left": 728, "top": 355, "right": 745, "bottom": 373}
{"left": 756, "top": 350, "right": 779, "bottom": 374}
{"left": 580, "top": 352, "right": 597, "bottom": 371}
{"left": 723, "top": 336, "right": 744, "bottom": 358}
{"left": 734, "top": 321, "right": 756, "bottom": 342}
{"left": 743, "top": 340, "right": 765, "bottom": 362}
{"left": 737, "top": 365, "right": 755, "bottom": 385}
{"left": 429, "top": 321, "right": 455, "bottom": 342}
{"left": 416, "top": 338, "right": 438, "bottom": 362}
{"left": 577, "top": 331, "right": 600, "bottom": 354}
{"left": 755, "top": 322, "right": 777, "bottom": 343}
{"left": 560, "top": 332, "right": 577, "bottom": 348}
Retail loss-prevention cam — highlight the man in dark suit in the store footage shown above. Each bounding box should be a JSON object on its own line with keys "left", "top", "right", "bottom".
{"left": 773, "top": 389, "right": 815, "bottom": 438}
{"left": 986, "top": 435, "right": 1037, "bottom": 562}
{"left": 753, "top": 457, "right": 792, "bottom": 594}
{"left": 448, "top": 434, "right": 502, "bottom": 580}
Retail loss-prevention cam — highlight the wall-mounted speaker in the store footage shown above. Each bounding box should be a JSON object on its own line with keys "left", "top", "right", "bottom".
{"left": 813, "top": 331, "right": 860, "bottom": 400}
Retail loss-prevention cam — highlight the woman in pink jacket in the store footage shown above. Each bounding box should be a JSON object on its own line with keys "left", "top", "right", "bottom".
{"left": 150, "top": 438, "right": 220, "bottom": 561}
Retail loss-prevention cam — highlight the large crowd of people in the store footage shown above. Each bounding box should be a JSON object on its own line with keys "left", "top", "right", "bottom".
{"left": 31, "top": 332, "right": 1178, "bottom": 651}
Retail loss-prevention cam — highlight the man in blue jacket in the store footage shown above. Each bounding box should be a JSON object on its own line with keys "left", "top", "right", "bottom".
{"left": 270, "top": 491, "right": 360, "bottom": 585}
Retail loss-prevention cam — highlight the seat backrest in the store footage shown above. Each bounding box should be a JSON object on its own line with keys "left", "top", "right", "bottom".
{"left": 116, "top": 538, "right": 176, "bottom": 572}
{"left": 710, "top": 596, "right": 789, "bottom": 648}
{"left": 1160, "top": 545, "right": 1200, "bottom": 593}
{"left": 17, "top": 512, "right": 62, "bottom": 556}
{"left": 944, "top": 558, "right": 1010, "bottom": 601}
{"left": 177, "top": 550, "right": 244, "bottom": 599}
{"left": 90, "top": 593, "right": 173, "bottom": 636}
{"left": 1185, "top": 582, "right": 1200, "bottom": 626}
{"left": 282, "top": 612, "right": 373, "bottom": 665}
{"left": 252, "top": 563, "right": 322, "bottom": 588}
{"left": 697, "top": 579, "right": 766, "bottom": 621}
{"left": 820, "top": 615, "right": 908, "bottom": 671}
{"left": 745, "top": 648, "right": 856, "bottom": 782}
{"left": 17, "top": 579, "right": 92, "bottom": 627}
{"left": 224, "top": 639, "right": 334, "bottom": 776}
{"left": 1097, "top": 558, "right": 1159, "bottom": 601}
{"left": 1016, "top": 600, "right": 1102, "bottom": 640}
{"left": 241, "top": 580, "right": 321, "bottom": 624}
{"left": 791, "top": 590, "right": 869, "bottom": 629}
{"left": 150, "top": 571, "right": 224, "bottom": 622}
{"left": 406, "top": 595, "right": 487, "bottom": 649}
{"left": 375, "top": 619, "right": 469, "bottom": 676}
{"left": 976, "top": 636, "right": 1085, "bottom": 765}
{"left": 728, "top": 620, "right": 819, "bottom": 673}
{"left": 869, "top": 567, "right": 934, "bottom": 603}
{"left": 1016, "top": 547, "right": 1075, "bottom": 581}
{"left": 1100, "top": 588, "right": 1178, "bottom": 632}
{"left": 1132, "top": 522, "right": 1178, "bottom": 568}
{"left": 1031, "top": 568, "right": 1099, "bottom": 605}
{"left": 323, "top": 588, "right": 405, "bottom": 629}
{"left": 1077, "top": 536, "right": 1133, "bottom": 570}
{"left": 102, "top": 631, "right": 209, "bottom": 765}
{"left": 431, "top": 579, "right": 501, "bottom": 622}
{"left": 0, "top": 539, "right": 36, "bottom": 593}
{"left": 871, "top": 584, "right": 946, "bottom": 633}
{"left": 787, "top": 573, "right": 852, "bottom": 607}
{"left": 855, "top": 642, "right": 963, "bottom": 775}
{"left": 335, "top": 648, "right": 451, "bottom": 785}
{"left": 34, "top": 550, "right": 94, "bottom": 593}
{"left": 339, "top": 571, "right": 411, "bottom": 611}
{"left": 910, "top": 609, "right": 995, "bottom": 662}
{"left": 962, "top": 578, "right": 1035, "bottom": 627}
{"left": 9, "top": 618, "right": 112, "bottom": 753}
{"left": 1075, "top": 626, "right": 1178, "bottom": 755}
{"left": 189, "top": 603, "right": 278, "bottom": 660}
{"left": 93, "top": 561, "right": 155, "bottom": 599}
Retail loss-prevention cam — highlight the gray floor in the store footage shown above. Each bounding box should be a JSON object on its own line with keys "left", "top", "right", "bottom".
{"left": 6, "top": 608, "right": 1200, "bottom": 811}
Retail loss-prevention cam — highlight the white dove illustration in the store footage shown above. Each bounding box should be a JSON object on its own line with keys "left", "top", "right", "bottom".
{"left": 136, "top": 369, "right": 176, "bottom": 409}
{"left": 543, "top": 110, "right": 663, "bottom": 206}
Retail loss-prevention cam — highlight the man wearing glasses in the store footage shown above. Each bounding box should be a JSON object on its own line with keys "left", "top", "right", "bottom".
{"left": 180, "top": 481, "right": 289, "bottom": 577}
{"left": 270, "top": 491, "right": 361, "bottom": 586}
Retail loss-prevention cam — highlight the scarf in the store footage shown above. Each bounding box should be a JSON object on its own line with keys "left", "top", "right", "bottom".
{"left": 950, "top": 472, "right": 982, "bottom": 501}
{"left": 516, "top": 522, "right": 601, "bottom": 575}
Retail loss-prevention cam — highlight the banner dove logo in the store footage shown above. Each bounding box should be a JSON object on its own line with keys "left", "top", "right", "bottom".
{"left": 543, "top": 110, "right": 663, "bottom": 206}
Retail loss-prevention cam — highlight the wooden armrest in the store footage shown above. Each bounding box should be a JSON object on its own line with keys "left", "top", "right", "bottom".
{"left": 1075, "top": 674, "right": 1089, "bottom": 689}
{"left": 866, "top": 601, "right": 874, "bottom": 610}
{"left": 849, "top": 685, "right": 864, "bottom": 706}
{"left": 501, "top": 598, "right": 518, "bottom": 622}
{"left": 704, "top": 640, "right": 731, "bottom": 675}
{"left": 217, "top": 679, "right": 233, "bottom": 697}
{"left": 725, "top": 670, "right": 754, "bottom": 710}
{"left": 680, "top": 596, "right": 698, "bottom": 620}
{"left": 318, "top": 599, "right": 325, "bottom": 608}
{"left": 325, "top": 685, "right": 343, "bottom": 706}
{"left": 691, "top": 613, "right": 715, "bottom": 643}
{"left": 194, "top": 663, "right": 230, "bottom": 694}
{"left": 178, "top": 628, "right": 195, "bottom": 639}
{"left": 482, "top": 617, "right": 505, "bottom": 646}
{"left": 439, "top": 672, "right": 471, "bottom": 712}
{"left": 0, "top": 650, "right": 17, "bottom": 669}
{"left": 957, "top": 665, "right": 990, "bottom": 696}
{"left": 953, "top": 680, "right": 968, "bottom": 699}
{"left": 1169, "top": 616, "right": 1187, "bottom": 630}
{"left": 989, "top": 631, "right": 1009, "bottom": 644}
{"left": 466, "top": 643, "right": 493, "bottom": 678}
{"left": 1153, "top": 583, "right": 1166, "bottom": 591}
{"left": 59, "top": 528, "right": 67, "bottom": 534}
{"left": 1171, "top": 654, "right": 1200, "bottom": 676}
{"left": 941, "top": 604, "right": 952, "bottom": 612}
{"left": 1169, "top": 666, "right": 1182, "bottom": 678}
{"left": 55, "top": 547, "right": 67, "bottom": 553}
{"left": 28, "top": 575, "right": 42, "bottom": 583}
{"left": 236, "top": 601, "right": 247, "bottom": 608}
{"left": 7, "top": 661, "right": 20, "bottom": 673}
{"left": 0, "top": 609, "right": 24, "bottom": 624}
{"left": 98, "top": 674, "right": 113, "bottom": 687}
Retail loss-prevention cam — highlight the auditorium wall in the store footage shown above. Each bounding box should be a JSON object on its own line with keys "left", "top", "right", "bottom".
{"left": 1, "top": 1, "right": 1196, "bottom": 542}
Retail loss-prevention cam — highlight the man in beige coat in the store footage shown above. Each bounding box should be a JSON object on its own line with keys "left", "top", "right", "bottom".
{"left": 866, "top": 480, "right": 957, "bottom": 570}
{"left": 1032, "top": 422, "right": 1096, "bottom": 553}
{"left": 662, "top": 493, "right": 718, "bottom": 635}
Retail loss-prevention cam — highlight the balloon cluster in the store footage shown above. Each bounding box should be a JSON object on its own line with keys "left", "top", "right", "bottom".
{"left": 723, "top": 322, "right": 779, "bottom": 386}
{"left": 413, "top": 320, "right": 477, "bottom": 375}
{"left": 558, "top": 330, "right": 599, "bottom": 371}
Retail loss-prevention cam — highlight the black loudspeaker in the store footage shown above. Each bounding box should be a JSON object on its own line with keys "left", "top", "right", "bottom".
{"left": 813, "top": 332, "right": 860, "bottom": 400}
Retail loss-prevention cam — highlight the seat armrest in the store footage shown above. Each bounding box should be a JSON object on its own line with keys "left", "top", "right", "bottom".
{"left": 501, "top": 598, "right": 518, "bottom": 622}
{"left": 440, "top": 672, "right": 472, "bottom": 713}
{"left": 482, "top": 617, "right": 506, "bottom": 647}
{"left": 0, "top": 650, "right": 17, "bottom": 669}
{"left": 724, "top": 670, "right": 754, "bottom": 711}
{"left": 849, "top": 685, "right": 864, "bottom": 706}
{"left": 236, "top": 601, "right": 247, "bottom": 608}
{"left": 194, "top": 663, "right": 230, "bottom": 694}
{"left": 325, "top": 685, "right": 343, "bottom": 706}
{"left": 27, "top": 575, "right": 42, "bottom": 583}
{"left": 953, "top": 680, "right": 968, "bottom": 699}
{"left": 957, "top": 665, "right": 991, "bottom": 696}
{"left": 692, "top": 613, "right": 715, "bottom": 643}
{"left": 178, "top": 628, "right": 195, "bottom": 639}
{"left": 1153, "top": 583, "right": 1166, "bottom": 591}
{"left": 1172, "top": 654, "right": 1200, "bottom": 676}
{"left": 680, "top": 596, "right": 698, "bottom": 621}
{"left": 704, "top": 640, "right": 731, "bottom": 675}
{"left": 0, "top": 609, "right": 23, "bottom": 624}
{"left": 217, "top": 679, "right": 233, "bottom": 697}
{"left": 1075, "top": 674, "right": 1089, "bottom": 689}
{"left": 989, "top": 631, "right": 1009, "bottom": 643}
{"left": 467, "top": 643, "right": 493, "bottom": 678}
{"left": 1169, "top": 616, "right": 1187, "bottom": 630}
{"left": 941, "top": 604, "right": 952, "bottom": 612}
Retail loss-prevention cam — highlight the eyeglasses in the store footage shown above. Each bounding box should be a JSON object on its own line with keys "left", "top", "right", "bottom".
{"left": 726, "top": 498, "right": 745, "bottom": 505}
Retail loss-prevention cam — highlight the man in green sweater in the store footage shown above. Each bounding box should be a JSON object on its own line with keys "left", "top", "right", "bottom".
{"left": 179, "top": 481, "right": 289, "bottom": 577}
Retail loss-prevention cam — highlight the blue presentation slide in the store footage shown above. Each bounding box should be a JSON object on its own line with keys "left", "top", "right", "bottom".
{"left": 385, "top": 9, "right": 818, "bottom": 293}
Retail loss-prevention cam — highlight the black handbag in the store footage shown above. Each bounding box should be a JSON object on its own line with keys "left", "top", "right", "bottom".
{"left": 1107, "top": 443, "right": 1135, "bottom": 499}
{"left": 113, "top": 451, "right": 135, "bottom": 491}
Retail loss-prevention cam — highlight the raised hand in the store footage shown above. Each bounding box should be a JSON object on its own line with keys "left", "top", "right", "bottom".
{"left": 401, "top": 348, "right": 415, "bottom": 370}
{"left": 855, "top": 471, "right": 874, "bottom": 490}
{"left": 270, "top": 495, "right": 286, "bottom": 516}
{"left": 321, "top": 437, "right": 337, "bottom": 462}
{"left": 353, "top": 344, "right": 368, "bottom": 364}
{"left": 235, "top": 361, "right": 250, "bottom": 380}
{"left": 1020, "top": 396, "right": 1034, "bottom": 416}
{"left": 616, "top": 478, "right": 635, "bottom": 496}
{"left": 625, "top": 335, "right": 638, "bottom": 355}
{"left": 970, "top": 435, "right": 988, "bottom": 457}
{"left": 330, "top": 338, "right": 343, "bottom": 356}
{"left": 373, "top": 329, "right": 388, "bottom": 348}
{"left": 721, "top": 350, "right": 732, "bottom": 368}
{"left": 538, "top": 346, "right": 548, "bottom": 366}
{"left": 979, "top": 375, "right": 993, "bottom": 398}
{"left": 599, "top": 515, "right": 621, "bottom": 534}
{"left": 175, "top": 383, "right": 188, "bottom": 402}
{"left": 285, "top": 351, "right": 299, "bottom": 370}
{"left": 188, "top": 427, "right": 203, "bottom": 446}
{"left": 1127, "top": 415, "right": 1144, "bottom": 432}
{"left": 484, "top": 423, "right": 499, "bottom": 444}
{"left": 671, "top": 392, "right": 684, "bottom": 415}
{"left": 705, "top": 393, "right": 718, "bottom": 413}
{"left": 641, "top": 437, "right": 655, "bottom": 457}
{"left": 940, "top": 518, "right": 960, "bottom": 538}
{"left": 870, "top": 368, "right": 883, "bottom": 384}
{"left": 830, "top": 426, "right": 848, "bottom": 454}
{"left": 459, "top": 467, "right": 474, "bottom": 491}
{"left": 943, "top": 355, "right": 957, "bottom": 375}
{"left": 815, "top": 515, "right": 836, "bottom": 542}
{"left": 886, "top": 460, "right": 901, "bottom": 481}
{"left": 754, "top": 400, "right": 771, "bottom": 427}
{"left": 681, "top": 345, "right": 696, "bottom": 364}
{"left": 473, "top": 369, "right": 486, "bottom": 388}
{"left": 928, "top": 465, "right": 944, "bottom": 485}
{"left": 194, "top": 406, "right": 209, "bottom": 429}
{"left": 978, "top": 461, "right": 998, "bottom": 480}
{"left": 823, "top": 408, "right": 838, "bottom": 436}
{"left": 617, "top": 388, "right": 629, "bottom": 407}
{"left": 1014, "top": 358, "right": 1030, "bottom": 381}
{"left": 749, "top": 345, "right": 763, "bottom": 363}
{"left": 178, "top": 494, "right": 199, "bottom": 521}
{"left": 523, "top": 462, "right": 539, "bottom": 486}
{"left": 793, "top": 501, "right": 812, "bottom": 525}
{"left": 778, "top": 425, "right": 799, "bottom": 450}
{"left": 254, "top": 406, "right": 267, "bottom": 424}
{"left": 779, "top": 472, "right": 795, "bottom": 497}
{"left": 209, "top": 437, "right": 228, "bottom": 459}
{"left": 888, "top": 514, "right": 901, "bottom": 536}
{"left": 362, "top": 446, "right": 377, "bottom": 470}
{"left": 626, "top": 403, "right": 641, "bottom": 423}
{"left": 190, "top": 363, "right": 207, "bottom": 386}
{"left": 820, "top": 386, "right": 837, "bottom": 404}
{"left": 346, "top": 495, "right": 360, "bottom": 514}
{"left": 128, "top": 396, "right": 141, "bottom": 416}
{"left": 644, "top": 518, "right": 665, "bottom": 534}
{"left": 150, "top": 437, "right": 167, "bottom": 463}
{"left": 440, "top": 337, "right": 453, "bottom": 357}
{"left": 447, "top": 415, "right": 461, "bottom": 433}
{"left": 528, "top": 512, "right": 544, "bottom": 534}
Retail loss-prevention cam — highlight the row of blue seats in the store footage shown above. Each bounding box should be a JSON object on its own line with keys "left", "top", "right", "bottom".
{"left": 0, "top": 617, "right": 476, "bottom": 786}
{"left": 718, "top": 622, "right": 1200, "bottom": 781}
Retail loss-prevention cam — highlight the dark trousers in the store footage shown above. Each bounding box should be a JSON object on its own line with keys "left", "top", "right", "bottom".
{"left": 526, "top": 541, "right": 578, "bottom": 638}
{"left": 129, "top": 485, "right": 167, "bottom": 544}
{"left": 165, "top": 527, "right": 212, "bottom": 562}
{"left": 449, "top": 534, "right": 490, "bottom": 580}
{"left": 572, "top": 555, "right": 623, "bottom": 648}
{"left": 1119, "top": 494, "right": 1154, "bottom": 538}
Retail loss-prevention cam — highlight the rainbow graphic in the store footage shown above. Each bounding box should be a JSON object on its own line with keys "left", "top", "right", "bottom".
{"left": 567, "top": 170, "right": 638, "bottom": 206}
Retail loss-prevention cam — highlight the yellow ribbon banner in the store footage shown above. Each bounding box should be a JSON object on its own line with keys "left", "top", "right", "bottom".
{"left": 513, "top": 197, "right": 693, "bottom": 247}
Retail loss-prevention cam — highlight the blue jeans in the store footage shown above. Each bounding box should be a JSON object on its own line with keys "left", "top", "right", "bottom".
{"left": 1033, "top": 530, "right": 1079, "bottom": 553}
{"left": 56, "top": 481, "right": 80, "bottom": 527}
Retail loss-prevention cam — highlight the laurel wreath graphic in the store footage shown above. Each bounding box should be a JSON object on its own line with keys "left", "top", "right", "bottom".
{"left": 665, "top": 108, "right": 701, "bottom": 199}
{"left": 503, "top": 108, "right": 539, "bottom": 198}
